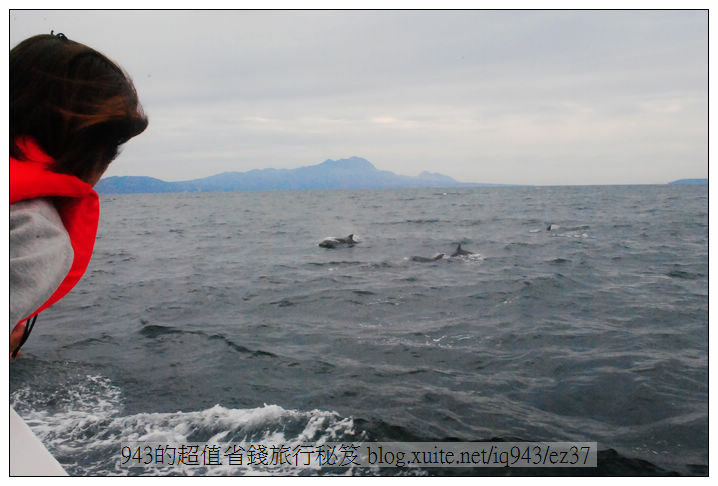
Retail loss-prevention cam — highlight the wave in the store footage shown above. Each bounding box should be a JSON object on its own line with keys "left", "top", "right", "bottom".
{"left": 375, "top": 219, "right": 444, "bottom": 225}
{"left": 138, "top": 324, "right": 280, "bottom": 359}
{"left": 11, "top": 371, "right": 698, "bottom": 476}
{"left": 11, "top": 375, "right": 361, "bottom": 476}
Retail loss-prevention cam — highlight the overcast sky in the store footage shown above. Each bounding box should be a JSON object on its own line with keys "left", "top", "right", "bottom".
{"left": 9, "top": 9, "right": 708, "bottom": 185}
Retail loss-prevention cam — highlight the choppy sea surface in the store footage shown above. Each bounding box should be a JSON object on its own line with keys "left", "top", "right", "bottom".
{"left": 10, "top": 185, "right": 708, "bottom": 476}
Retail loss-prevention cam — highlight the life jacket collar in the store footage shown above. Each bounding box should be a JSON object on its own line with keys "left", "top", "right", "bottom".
{"left": 10, "top": 138, "right": 100, "bottom": 325}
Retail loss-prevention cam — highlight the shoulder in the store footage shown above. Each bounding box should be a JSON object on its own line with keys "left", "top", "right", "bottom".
{"left": 10, "top": 197, "right": 74, "bottom": 262}
{"left": 10, "top": 197, "right": 73, "bottom": 260}
{"left": 10, "top": 197, "right": 74, "bottom": 274}
{"left": 10, "top": 198, "right": 75, "bottom": 326}
{"left": 11, "top": 197, "right": 65, "bottom": 230}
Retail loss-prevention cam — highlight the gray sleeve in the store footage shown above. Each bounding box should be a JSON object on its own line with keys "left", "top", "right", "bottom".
{"left": 10, "top": 198, "right": 75, "bottom": 328}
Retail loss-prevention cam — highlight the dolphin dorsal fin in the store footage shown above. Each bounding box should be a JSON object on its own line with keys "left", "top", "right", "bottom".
{"left": 456, "top": 243, "right": 462, "bottom": 251}
{"left": 347, "top": 234, "right": 354, "bottom": 241}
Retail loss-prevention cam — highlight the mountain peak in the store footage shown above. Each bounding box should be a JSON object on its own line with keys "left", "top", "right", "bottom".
{"left": 417, "top": 171, "right": 457, "bottom": 182}
{"left": 96, "top": 156, "right": 479, "bottom": 193}
{"left": 318, "top": 157, "right": 376, "bottom": 171}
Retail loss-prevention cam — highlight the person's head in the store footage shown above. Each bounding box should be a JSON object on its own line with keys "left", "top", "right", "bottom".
{"left": 10, "top": 33, "right": 148, "bottom": 185}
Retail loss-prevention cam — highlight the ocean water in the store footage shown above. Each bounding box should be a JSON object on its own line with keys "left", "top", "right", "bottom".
{"left": 10, "top": 184, "right": 708, "bottom": 476}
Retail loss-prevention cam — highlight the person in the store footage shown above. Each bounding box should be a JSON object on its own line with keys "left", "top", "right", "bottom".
{"left": 10, "top": 32, "right": 148, "bottom": 360}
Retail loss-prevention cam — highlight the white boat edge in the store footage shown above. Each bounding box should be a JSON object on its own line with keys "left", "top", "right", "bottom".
{"left": 10, "top": 407, "right": 68, "bottom": 476}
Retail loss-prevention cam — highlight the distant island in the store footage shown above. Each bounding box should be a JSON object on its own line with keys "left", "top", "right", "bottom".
{"left": 668, "top": 179, "right": 708, "bottom": 185}
{"left": 95, "top": 157, "right": 501, "bottom": 194}
{"left": 94, "top": 158, "right": 707, "bottom": 194}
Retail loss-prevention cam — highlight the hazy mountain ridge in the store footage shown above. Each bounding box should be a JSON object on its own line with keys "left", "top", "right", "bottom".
{"left": 95, "top": 157, "right": 702, "bottom": 194}
{"left": 95, "top": 156, "right": 490, "bottom": 194}
{"left": 668, "top": 178, "right": 707, "bottom": 185}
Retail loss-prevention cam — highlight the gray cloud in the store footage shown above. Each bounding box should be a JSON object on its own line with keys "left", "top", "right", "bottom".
{"left": 10, "top": 10, "right": 707, "bottom": 185}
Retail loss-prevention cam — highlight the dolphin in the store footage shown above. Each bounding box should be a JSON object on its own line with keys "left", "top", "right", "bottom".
{"left": 411, "top": 253, "right": 445, "bottom": 262}
{"left": 451, "top": 243, "right": 474, "bottom": 257}
{"left": 319, "top": 234, "right": 358, "bottom": 248}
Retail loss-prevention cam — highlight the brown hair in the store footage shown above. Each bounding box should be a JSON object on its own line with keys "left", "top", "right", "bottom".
{"left": 10, "top": 33, "right": 148, "bottom": 182}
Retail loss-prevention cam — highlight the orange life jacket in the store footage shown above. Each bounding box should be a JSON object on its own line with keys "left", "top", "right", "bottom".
{"left": 10, "top": 138, "right": 100, "bottom": 325}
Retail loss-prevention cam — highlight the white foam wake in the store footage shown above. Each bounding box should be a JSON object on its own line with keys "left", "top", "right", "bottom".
{"left": 11, "top": 375, "right": 360, "bottom": 476}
